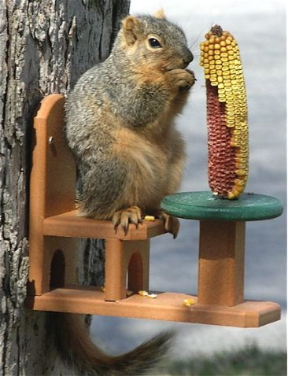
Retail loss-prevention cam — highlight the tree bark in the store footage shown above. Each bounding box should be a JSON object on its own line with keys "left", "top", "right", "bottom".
{"left": 0, "top": 0, "right": 130, "bottom": 375}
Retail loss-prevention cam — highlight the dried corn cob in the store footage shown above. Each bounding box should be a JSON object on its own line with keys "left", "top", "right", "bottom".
{"left": 200, "top": 25, "right": 249, "bottom": 199}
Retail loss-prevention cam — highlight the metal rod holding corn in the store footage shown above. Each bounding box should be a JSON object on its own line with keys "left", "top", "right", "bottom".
{"left": 200, "top": 25, "right": 249, "bottom": 199}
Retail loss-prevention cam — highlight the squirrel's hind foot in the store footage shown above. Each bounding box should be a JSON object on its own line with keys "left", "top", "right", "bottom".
{"left": 112, "top": 206, "right": 142, "bottom": 235}
{"left": 159, "top": 212, "right": 180, "bottom": 239}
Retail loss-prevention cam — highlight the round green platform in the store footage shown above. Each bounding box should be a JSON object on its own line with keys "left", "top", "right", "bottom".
{"left": 161, "top": 191, "right": 283, "bottom": 221}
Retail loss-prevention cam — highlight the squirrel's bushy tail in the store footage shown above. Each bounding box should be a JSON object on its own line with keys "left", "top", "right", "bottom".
{"left": 48, "top": 313, "right": 173, "bottom": 376}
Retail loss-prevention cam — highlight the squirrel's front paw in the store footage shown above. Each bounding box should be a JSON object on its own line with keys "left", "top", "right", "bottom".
{"left": 112, "top": 206, "right": 142, "bottom": 235}
{"left": 167, "top": 69, "right": 195, "bottom": 92}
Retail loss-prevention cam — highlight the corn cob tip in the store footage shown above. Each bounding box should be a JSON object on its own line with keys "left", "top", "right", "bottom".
{"left": 210, "top": 25, "right": 223, "bottom": 37}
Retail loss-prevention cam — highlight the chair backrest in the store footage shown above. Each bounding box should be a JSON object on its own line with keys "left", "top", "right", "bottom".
{"left": 30, "top": 94, "right": 76, "bottom": 220}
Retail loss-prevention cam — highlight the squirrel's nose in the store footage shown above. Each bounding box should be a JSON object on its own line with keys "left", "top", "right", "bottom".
{"left": 183, "top": 49, "right": 194, "bottom": 67}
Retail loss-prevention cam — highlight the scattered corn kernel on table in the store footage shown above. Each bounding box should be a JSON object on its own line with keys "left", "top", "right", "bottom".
{"left": 161, "top": 191, "right": 283, "bottom": 307}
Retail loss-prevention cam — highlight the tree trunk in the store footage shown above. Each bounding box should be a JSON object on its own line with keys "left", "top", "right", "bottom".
{"left": 0, "top": 0, "right": 130, "bottom": 375}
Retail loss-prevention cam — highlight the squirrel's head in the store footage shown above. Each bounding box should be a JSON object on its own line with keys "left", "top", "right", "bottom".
{"left": 116, "top": 10, "right": 193, "bottom": 72}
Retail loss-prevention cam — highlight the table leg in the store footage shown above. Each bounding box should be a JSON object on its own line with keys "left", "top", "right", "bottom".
{"left": 198, "top": 220, "right": 245, "bottom": 306}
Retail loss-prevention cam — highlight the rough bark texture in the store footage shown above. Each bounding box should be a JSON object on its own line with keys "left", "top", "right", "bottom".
{"left": 0, "top": 0, "right": 130, "bottom": 375}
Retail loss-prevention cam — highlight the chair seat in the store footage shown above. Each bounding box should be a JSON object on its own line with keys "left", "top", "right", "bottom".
{"left": 43, "top": 210, "right": 166, "bottom": 240}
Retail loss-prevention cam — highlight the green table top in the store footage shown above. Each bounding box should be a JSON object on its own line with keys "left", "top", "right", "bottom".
{"left": 161, "top": 191, "right": 283, "bottom": 221}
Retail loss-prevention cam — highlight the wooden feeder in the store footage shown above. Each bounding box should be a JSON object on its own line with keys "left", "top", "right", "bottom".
{"left": 26, "top": 94, "right": 283, "bottom": 328}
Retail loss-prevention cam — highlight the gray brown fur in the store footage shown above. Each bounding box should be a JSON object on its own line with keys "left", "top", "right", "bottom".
{"left": 65, "top": 12, "right": 195, "bottom": 235}
{"left": 49, "top": 313, "right": 173, "bottom": 376}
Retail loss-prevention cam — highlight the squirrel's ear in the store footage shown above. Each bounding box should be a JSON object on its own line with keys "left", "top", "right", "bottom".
{"left": 154, "top": 9, "right": 166, "bottom": 19}
{"left": 122, "top": 16, "right": 144, "bottom": 46}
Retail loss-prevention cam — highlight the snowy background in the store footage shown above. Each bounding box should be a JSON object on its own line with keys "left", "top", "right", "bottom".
{"left": 91, "top": 0, "right": 286, "bottom": 360}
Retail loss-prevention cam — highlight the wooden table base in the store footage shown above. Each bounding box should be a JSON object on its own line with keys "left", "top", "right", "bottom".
{"left": 26, "top": 285, "right": 281, "bottom": 328}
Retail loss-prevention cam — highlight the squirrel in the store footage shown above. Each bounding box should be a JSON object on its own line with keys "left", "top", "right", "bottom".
{"left": 65, "top": 9, "right": 195, "bottom": 237}
{"left": 60, "top": 9, "right": 195, "bottom": 376}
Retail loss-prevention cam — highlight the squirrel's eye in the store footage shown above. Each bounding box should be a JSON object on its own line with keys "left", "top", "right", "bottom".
{"left": 148, "top": 38, "right": 162, "bottom": 48}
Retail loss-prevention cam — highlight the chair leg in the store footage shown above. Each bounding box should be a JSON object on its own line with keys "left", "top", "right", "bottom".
{"left": 127, "top": 240, "right": 150, "bottom": 293}
{"left": 105, "top": 239, "right": 127, "bottom": 301}
{"left": 105, "top": 239, "right": 150, "bottom": 301}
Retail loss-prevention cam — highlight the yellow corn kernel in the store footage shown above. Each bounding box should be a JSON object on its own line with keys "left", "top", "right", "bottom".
{"left": 144, "top": 215, "right": 155, "bottom": 221}
{"left": 236, "top": 169, "right": 247, "bottom": 176}
{"left": 183, "top": 298, "right": 195, "bottom": 307}
{"left": 138, "top": 290, "right": 157, "bottom": 298}
{"left": 138, "top": 290, "right": 148, "bottom": 296}
{"left": 234, "top": 179, "right": 245, "bottom": 186}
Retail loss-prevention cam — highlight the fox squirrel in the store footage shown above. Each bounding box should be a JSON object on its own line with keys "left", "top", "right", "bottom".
{"left": 65, "top": 10, "right": 195, "bottom": 237}
{"left": 60, "top": 10, "right": 195, "bottom": 376}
